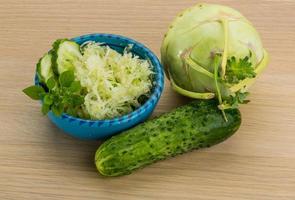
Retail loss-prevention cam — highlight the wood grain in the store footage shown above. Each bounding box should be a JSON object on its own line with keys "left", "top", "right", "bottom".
{"left": 0, "top": 0, "right": 295, "bottom": 199}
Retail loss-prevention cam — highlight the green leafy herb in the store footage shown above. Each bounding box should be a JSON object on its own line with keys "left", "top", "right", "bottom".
{"left": 23, "top": 85, "right": 45, "bottom": 100}
{"left": 69, "top": 94, "right": 83, "bottom": 106}
{"left": 47, "top": 71, "right": 85, "bottom": 117}
{"left": 43, "top": 94, "right": 54, "bottom": 105}
{"left": 235, "top": 91, "right": 250, "bottom": 104}
{"left": 225, "top": 56, "right": 256, "bottom": 84}
{"left": 210, "top": 53, "right": 254, "bottom": 115}
{"left": 212, "top": 54, "right": 256, "bottom": 111}
{"left": 52, "top": 103, "right": 64, "bottom": 116}
{"left": 46, "top": 77, "right": 56, "bottom": 90}
{"left": 69, "top": 81, "right": 81, "bottom": 93}
{"left": 23, "top": 69, "right": 85, "bottom": 117}
{"left": 41, "top": 104, "right": 50, "bottom": 115}
{"left": 219, "top": 91, "right": 250, "bottom": 110}
{"left": 59, "top": 70, "right": 75, "bottom": 87}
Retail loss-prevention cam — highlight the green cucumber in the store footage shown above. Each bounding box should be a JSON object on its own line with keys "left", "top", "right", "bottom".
{"left": 36, "top": 52, "right": 54, "bottom": 83}
{"left": 95, "top": 100, "right": 241, "bottom": 176}
{"left": 52, "top": 39, "right": 82, "bottom": 74}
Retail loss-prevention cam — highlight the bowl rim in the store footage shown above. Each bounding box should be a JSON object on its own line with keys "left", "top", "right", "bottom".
{"left": 35, "top": 33, "right": 164, "bottom": 125}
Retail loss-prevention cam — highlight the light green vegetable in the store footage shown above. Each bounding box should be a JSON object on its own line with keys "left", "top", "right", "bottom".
{"left": 52, "top": 39, "right": 82, "bottom": 74}
{"left": 36, "top": 52, "right": 54, "bottom": 83}
{"left": 76, "top": 42, "right": 153, "bottom": 119}
{"left": 161, "top": 3, "right": 269, "bottom": 115}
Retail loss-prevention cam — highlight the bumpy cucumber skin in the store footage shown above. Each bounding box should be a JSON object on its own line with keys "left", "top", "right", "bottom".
{"left": 95, "top": 100, "right": 241, "bottom": 176}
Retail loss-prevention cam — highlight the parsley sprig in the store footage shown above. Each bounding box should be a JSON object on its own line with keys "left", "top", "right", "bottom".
{"left": 212, "top": 52, "right": 255, "bottom": 120}
{"left": 225, "top": 55, "right": 256, "bottom": 84}
{"left": 218, "top": 91, "right": 250, "bottom": 110}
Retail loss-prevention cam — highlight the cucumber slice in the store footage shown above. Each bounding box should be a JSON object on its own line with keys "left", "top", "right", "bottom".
{"left": 52, "top": 39, "right": 82, "bottom": 74}
{"left": 36, "top": 52, "right": 54, "bottom": 83}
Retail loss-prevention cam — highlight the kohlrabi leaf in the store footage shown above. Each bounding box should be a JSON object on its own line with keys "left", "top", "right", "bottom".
{"left": 225, "top": 56, "right": 256, "bottom": 84}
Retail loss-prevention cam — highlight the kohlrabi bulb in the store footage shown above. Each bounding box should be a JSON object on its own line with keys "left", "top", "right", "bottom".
{"left": 161, "top": 3, "right": 269, "bottom": 102}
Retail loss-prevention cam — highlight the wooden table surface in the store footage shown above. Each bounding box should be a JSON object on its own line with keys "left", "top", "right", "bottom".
{"left": 1, "top": 0, "right": 295, "bottom": 199}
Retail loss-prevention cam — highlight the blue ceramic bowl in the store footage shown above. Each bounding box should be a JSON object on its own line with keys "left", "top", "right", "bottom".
{"left": 35, "top": 33, "right": 164, "bottom": 140}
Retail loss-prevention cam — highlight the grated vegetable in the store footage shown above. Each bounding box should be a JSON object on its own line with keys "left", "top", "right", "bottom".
{"left": 74, "top": 42, "right": 153, "bottom": 120}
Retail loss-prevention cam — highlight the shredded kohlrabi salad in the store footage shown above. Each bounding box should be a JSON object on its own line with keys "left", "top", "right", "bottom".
{"left": 23, "top": 39, "right": 154, "bottom": 120}
{"left": 75, "top": 42, "right": 153, "bottom": 119}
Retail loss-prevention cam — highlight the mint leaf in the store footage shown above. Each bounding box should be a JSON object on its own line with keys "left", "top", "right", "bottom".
{"left": 65, "top": 106, "right": 75, "bottom": 116}
{"left": 52, "top": 103, "right": 64, "bottom": 116}
{"left": 41, "top": 103, "right": 50, "bottom": 115}
{"left": 59, "top": 70, "right": 75, "bottom": 87}
{"left": 225, "top": 56, "right": 256, "bottom": 84}
{"left": 46, "top": 77, "right": 56, "bottom": 90}
{"left": 23, "top": 85, "right": 45, "bottom": 100}
{"left": 69, "top": 81, "right": 81, "bottom": 93}
{"left": 43, "top": 94, "right": 53, "bottom": 105}
{"left": 72, "top": 95, "right": 84, "bottom": 106}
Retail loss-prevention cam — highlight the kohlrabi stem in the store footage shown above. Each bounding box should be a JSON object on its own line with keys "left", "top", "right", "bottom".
{"left": 168, "top": 70, "right": 215, "bottom": 99}
{"left": 221, "top": 18, "right": 229, "bottom": 79}
{"left": 213, "top": 54, "right": 228, "bottom": 122}
{"left": 185, "top": 56, "right": 215, "bottom": 79}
